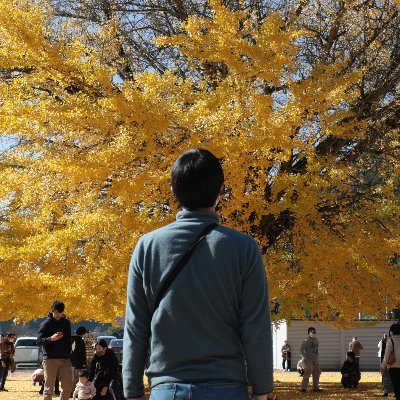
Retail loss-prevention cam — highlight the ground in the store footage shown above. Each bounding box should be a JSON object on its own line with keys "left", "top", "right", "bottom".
{"left": 1, "top": 370, "right": 386, "bottom": 399}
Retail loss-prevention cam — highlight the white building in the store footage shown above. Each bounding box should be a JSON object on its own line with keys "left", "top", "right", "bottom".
{"left": 272, "top": 319, "right": 395, "bottom": 371}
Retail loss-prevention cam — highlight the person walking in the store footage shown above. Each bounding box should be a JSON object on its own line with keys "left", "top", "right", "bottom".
{"left": 380, "top": 323, "right": 400, "bottom": 400}
{"left": 349, "top": 336, "right": 363, "bottom": 367}
{"left": 89, "top": 339, "right": 124, "bottom": 400}
{"left": 300, "top": 327, "right": 322, "bottom": 393}
{"left": 0, "top": 332, "right": 16, "bottom": 391}
{"left": 37, "top": 300, "right": 74, "bottom": 400}
{"left": 71, "top": 326, "right": 88, "bottom": 387}
{"left": 281, "top": 340, "right": 291, "bottom": 371}
{"left": 123, "top": 149, "right": 275, "bottom": 400}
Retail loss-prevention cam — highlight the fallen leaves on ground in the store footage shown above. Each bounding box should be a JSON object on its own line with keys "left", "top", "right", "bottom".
{"left": 1, "top": 370, "right": 385, "bottom": 400}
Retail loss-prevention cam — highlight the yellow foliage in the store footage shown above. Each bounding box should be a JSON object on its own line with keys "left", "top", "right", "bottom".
{"left": 0, "top": 0, "right": 398, "bottom": 325}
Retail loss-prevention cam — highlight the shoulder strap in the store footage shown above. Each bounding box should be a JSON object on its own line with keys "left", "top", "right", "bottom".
{"left": 153, "top": 222, "right": 218, "bottom": 313}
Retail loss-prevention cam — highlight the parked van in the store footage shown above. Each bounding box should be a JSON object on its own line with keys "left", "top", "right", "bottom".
{"left": 14, "top": 337, "right": 42, "bottom": 368}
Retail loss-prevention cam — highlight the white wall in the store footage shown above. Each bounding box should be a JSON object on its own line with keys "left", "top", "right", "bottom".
{"left": 272, "top": 320, "right": 395, "bottom": 371}
{"left": 272, "top": 321, "right": 287, "bottom": 369}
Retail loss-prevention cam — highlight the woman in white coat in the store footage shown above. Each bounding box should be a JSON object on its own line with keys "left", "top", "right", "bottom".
{"left": 380, "top": 324, "right": 400, "bottom": 400}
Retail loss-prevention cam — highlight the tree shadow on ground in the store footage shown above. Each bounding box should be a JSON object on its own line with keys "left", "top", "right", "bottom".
{"left": 274, "top": 381, "right": 387, "bottom": 400}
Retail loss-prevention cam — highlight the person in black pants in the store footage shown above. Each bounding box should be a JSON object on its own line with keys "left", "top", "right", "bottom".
{"left": 90, "top": 339, "right": 124, "bottom": 400}
{"left": 341, "top": 352, "right": 360, "bottom": 388}
{"left": 380, "top": 323, "right": 400, "bottom": 400}
{"left": 281, "top": 340, "right": 291, "bottom": 371}
{"left": 0, "top": 333, "right": 15, "bottom": 391}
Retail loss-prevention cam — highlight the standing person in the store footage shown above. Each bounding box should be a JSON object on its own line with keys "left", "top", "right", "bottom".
{"left": 89, "top": 339, "right": 124, "bottom": 400}
{"left": 379, "top": 333, "right": 388, "bottom": 362}
{"left": 349, "top": 336, "right": 363, "bottom": 367}
{"left": 300, "top": 327, "right": 322, "bottom": 393}
{"left": 281, "top": 340, "right": 291, "bottom": 371}
{"left": 83, "top": 330, "right": 95, "bottom": 373}
{"left": 123, "top": 149, "right": 274, "bottom": 400}
{"left": 71, "top": 327, "right": 88, "bottom": 387}
{"left": 37, "top": 300, "right": 73, "bottom": 400}
{"left": 0, "top": 332, "right": 16, "bottom": 391}
{"left": 380, "top": 323, "right": 400, "bottom": 400}
{"left": 379, "top": 333, "right": 393, "bottom": 397}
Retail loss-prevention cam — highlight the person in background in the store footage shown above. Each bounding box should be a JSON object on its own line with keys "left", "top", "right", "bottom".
{"left": 71, "top": 326, "right": 88, "bottom": 387}
{"left": 340, "top": 351, "right": 360, "bottom": 388}
{"left": 349, "top": 336, "right": 363, "bottom": 367}
{"left": 90, "top": 339, "right": 124, "bottom": 400}
{"left": 300, "top": 327, "right": 322, "bottom": 393}
{"left": 380, "top": 323, "right": 400, "bottom": 400}
{"left": 297, "top": 359, "right": 305, "bottom": 376}
{"left": 0, "top": 332, "right": 16, "bottom": 391}
{"left": 37, "top": 300, "right": 73, "bottom": 400}
{"left": 73, "top": 369, "right": 96, "bottom": 400}
{"left": 379, "top": 332, "right": 393, "bottom": 397}
{"left": 83, "top": 331, "right": 95, "bottom": 373}
{"left": 281, "top": 340, "right": 291, "bottom": 371}
{"left": 379, "top": 333, "right": 388, "bottom": 362}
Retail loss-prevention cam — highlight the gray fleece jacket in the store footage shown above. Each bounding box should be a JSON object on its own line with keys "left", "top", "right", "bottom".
{"left": 123, "top": 211, "right": 273, "bottom": 398}
{"left": 300, "top": 337, "right": 319, "bottom": 362}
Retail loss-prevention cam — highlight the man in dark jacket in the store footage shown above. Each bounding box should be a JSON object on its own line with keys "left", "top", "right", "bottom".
{"left": 341, "top": 351, "right": 361, "bottom": 388}
{"left": 71, "top": 326, "right": 88, "bottom": 387}
{"left": 37, "top": 300, "right": 73, "bottom": 400}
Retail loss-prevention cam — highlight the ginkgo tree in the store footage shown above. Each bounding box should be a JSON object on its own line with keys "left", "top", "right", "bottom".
{"left": 0, "top": 0, "right": 398, "bottom": 326}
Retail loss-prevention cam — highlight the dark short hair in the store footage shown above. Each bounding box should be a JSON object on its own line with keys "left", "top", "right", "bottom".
{"left": 51, "top": 301, "right": 65, "bottom": 313}
{"left": 171, "top": 149, "right": 224, "bottom": 210}
{"left": 308, "top": 327, "right": 316, "bottom": 334}
{"left": 347, "top": 351, "right": 355, "bottom": 360}
{"left": 76, "top": 326, "right": 87, "bottom": 336}
{"left": 95, "top": 339, "right": 108, "bottom": 348}
{"left": 390, "top": 323, "right": 400, "bottom": 335}
{"left": 78, "top": 369, "right": 90, "bottom": 378}
{"left": 6, "top": 332, "right": 15, "bottom": 337}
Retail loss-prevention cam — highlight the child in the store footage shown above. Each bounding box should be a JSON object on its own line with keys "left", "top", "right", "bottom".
{"left": 297, "top": 359, "right": 305, "bottom": 376}
{"left": 73, "top": 369, "right": 96, "bottom": 400}
{"left": 341, "top": 351, "right": 361, "bottom": 388}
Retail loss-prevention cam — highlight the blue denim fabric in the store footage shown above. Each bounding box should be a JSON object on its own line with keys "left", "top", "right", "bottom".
{"left": 150, "top": 382, "right": 249, "bottom": 400}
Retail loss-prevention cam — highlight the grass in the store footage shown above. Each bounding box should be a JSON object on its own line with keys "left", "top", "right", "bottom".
{"left": 2, "top": 369, "right": 385, "bottom": 399}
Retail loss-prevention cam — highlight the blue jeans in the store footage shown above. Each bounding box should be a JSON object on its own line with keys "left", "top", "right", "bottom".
{"left": 150, "top": 382, "right": 249, "bottom": 400}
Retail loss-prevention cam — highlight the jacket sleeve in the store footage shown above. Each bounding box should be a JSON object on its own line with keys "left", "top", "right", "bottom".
{"left": 122, "top": 242, "right": 151, "bottom": 399}
{"left": 381, "top": 338, "right": 392, "bottom": 370}
{"left": 90, "top": 382, "right": 96, "bottom": 396}
{"left": 300, "top": 340, "right": 306, "bottom": 359}
{"left": 89, "top": 356, "right": 96, "bottom": 382}
{"left": 341, "top": 362, "right": 347, "bottom": 374}
{"left": 64, "top": 320, "right": 72, "bottom": 354}
{"left": 107, "top": 350, "right": 119, "bottom": 381}
{"left": 79, "top": 339, "right": 87, "bottom": 366}
{"left": 239, "top": 237, "right": 273, "bottom": 396}
{"left": 37, "top": 321, "right": 52, "bottom": 346}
